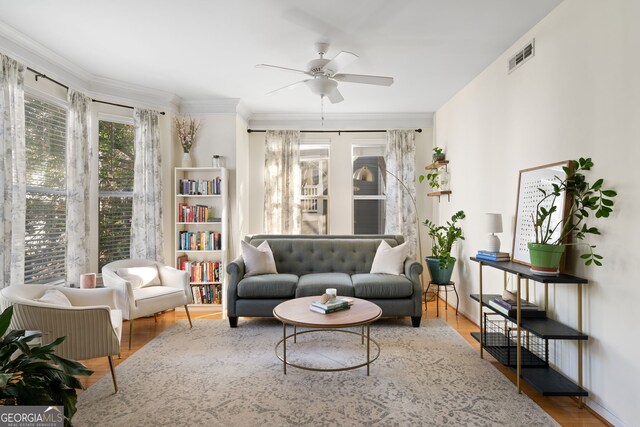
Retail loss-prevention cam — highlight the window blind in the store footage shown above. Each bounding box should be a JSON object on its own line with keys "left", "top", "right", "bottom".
{"left": 24, "top": 95, "right": 67, "bottom": 284}
{"left": 98, "top": 121, "right": 135, "bottom": 269}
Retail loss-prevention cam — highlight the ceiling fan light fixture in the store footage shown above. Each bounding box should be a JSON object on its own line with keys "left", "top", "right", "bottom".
{"left": 306, "top": 76, "right": 338, "bottom": 97}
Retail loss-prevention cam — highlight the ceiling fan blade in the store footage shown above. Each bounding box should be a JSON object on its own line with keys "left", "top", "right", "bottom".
{"left": 321, "top": 51, "right": 358, "bottom": 74}
{"left": 325, "top": 87, "right": 344, "bottom": 104}
{"left": 333, "top": 73, "right": 394, "bottom": 86}
{"left": 266, "top": 79, "right": 310, "bottom": 95}
{"left": 256, "top": 64, "right": 309, "bottom": 75}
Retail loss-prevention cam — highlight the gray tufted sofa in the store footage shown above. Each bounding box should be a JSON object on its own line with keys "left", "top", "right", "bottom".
{"left": 226, "top": 235, "right": 423, "bottom": 328}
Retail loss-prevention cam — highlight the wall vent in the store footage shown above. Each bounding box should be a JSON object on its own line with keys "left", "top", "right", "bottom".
{"left": 508, "top": 39, "right": 535, "bottom": 73}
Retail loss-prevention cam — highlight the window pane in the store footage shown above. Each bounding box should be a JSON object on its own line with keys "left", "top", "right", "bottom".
{"left": 300, "top": 145, "right": 329, "bottom": 235}
{"left": 24, "top": 95, "right": 67, "bottom": 284}
{"left": 354, "top": 199, "right": 386, "bottom": 234}
{"left": 99, "top": 121, "right": 135, "bottom": 269}
{"left": 353, "top": 144, "right": 386, "bottom": 234}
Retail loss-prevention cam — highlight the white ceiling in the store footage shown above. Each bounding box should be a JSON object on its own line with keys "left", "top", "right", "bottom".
{"left": 0, "top": 0, "right": 561, "bottom": 115}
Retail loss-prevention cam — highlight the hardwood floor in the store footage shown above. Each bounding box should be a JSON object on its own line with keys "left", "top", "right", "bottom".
{"left": 77, "top": 299, "right": 609, "bottom": 426}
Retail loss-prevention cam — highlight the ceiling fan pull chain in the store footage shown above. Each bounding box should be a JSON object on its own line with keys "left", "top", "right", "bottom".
{"left": 321, "top": 95, "right": 325, "bottom": 126}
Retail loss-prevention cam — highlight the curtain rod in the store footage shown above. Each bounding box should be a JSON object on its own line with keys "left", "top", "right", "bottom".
{"left": 247, "top": 129, "right": 422, "bottom": 134}
{"left": 26, "top": 67, "right": 166, "bottom": 115}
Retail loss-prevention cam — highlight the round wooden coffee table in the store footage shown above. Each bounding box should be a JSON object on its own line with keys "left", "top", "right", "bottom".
{"left": 273, "top": 296, "right": 382, "bottom": 375}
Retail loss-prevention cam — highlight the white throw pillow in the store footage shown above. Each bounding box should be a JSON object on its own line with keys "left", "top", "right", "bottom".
{"left": 241, "top": 240, "right": 278, "bottom": 277}
{"left": 35, "top": 289, "right": 72, "bottom": 307}
{"left": 370, "top": 241, "right": 408, "bottom": 275}
{"left": 117, "top": 266, "right": 161, "bottom": 289}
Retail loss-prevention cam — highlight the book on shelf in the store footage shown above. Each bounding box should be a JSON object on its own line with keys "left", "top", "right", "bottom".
{"left": 309, "top": 304, "right": 350, "bottom": 314}
{"left": 475, "top": 251, "right": 511, "bottom": 262}
{"left": 491, "top": 297, "right": 539, "bottom": 311}
{"left": 178, "top": 178, "right": 222, "bottom": 196}
{"left": 488, "top": 298, "right": 546, "bottom": 318}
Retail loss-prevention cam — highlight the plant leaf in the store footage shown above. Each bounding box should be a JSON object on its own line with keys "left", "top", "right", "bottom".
{"left": 0, "top": 306, "right": 13, "bottom": 337}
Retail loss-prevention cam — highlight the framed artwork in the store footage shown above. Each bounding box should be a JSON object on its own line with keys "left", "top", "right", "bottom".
{"left": 511, "top": 161, "right": 571, "bottom": 266}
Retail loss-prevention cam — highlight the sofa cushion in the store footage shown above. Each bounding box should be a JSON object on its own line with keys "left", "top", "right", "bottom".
{"left": 296, "top": 273, "right": 354, "bottom": 297}
{"left": 352, "top": 274, "right": 414, "bottom": 299}
{"left": 370, "top": 241, "right": 408, "bottom": 275}
{"left": 241, "top": 240, "right": 278, "bottom": 277}
{"left": 237, "top": 274, "right": 298, "bottom": 298}
{"left": 35, "top": 289, "right": 72, "bottom": 307}
{"left": 117, "top": 266, "right": 161, "bottom": 289}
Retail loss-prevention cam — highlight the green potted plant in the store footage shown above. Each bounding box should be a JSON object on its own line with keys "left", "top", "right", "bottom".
{"left": 432, "top": 146, "right": 445, "bottom": 162}
{"left": 424, "top": 210, "right": 466, "bottom": 283}
{"left": 0, "top": 306, "right": 92, "bottom": 426}
{"left": 530, "top": 157, "right": 617, "bottom": 274}
{"left": 419, "top": 169, "right": 441, "bottom": 189}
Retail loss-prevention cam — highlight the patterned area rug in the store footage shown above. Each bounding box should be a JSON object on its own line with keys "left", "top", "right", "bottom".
{"left": 75, "top": 319, "right": 558, "bottom": 427}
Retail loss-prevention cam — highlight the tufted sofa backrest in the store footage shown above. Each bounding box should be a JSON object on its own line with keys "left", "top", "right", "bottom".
{"left": 245, "top": 235, "right": 404, "bottom": 276}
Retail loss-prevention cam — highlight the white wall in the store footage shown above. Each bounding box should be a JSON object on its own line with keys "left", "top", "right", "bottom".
{"left": 247, "top": 129, "right": 433, "bottom": 255}
{"left": 434, "top": 0, "right": 639, "bottom": 424}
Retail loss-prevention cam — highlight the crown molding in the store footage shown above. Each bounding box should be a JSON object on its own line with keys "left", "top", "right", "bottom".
{"left": 0, "top": 20, "right": 180, "bottom": 113}
{"left": 248, "top": 112, "right": 433, "bottom": 130}
{"left": 179, "top": 98, "right": 242, "bottom": 116}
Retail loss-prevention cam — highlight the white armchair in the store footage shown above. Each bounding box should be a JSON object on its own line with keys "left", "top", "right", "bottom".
{"left": 0, "top": 284, "right": 122, "bottom": 393}
{"left": 102, "top": 259, "right": 193, "bottom": 349}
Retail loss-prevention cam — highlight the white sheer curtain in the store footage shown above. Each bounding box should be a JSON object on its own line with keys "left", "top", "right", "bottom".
{"left": 65, "top": 90, "right": 92, "bottom": 286}
{"left": 264, "top": 130, "right": 301, "bottom": 234}
{"left": 384, "top": 129, "right": 417, "bottom": 258}
{"left": 0, "top": 54, "right": 25, "bottom": 288}
{"left": 130, "top": 108, "right": 164, "bottom": 261}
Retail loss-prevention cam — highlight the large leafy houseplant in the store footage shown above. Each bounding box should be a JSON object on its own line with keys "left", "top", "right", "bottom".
{"left": 530, "top": 157, "right": 617, "bottom": 269}
{"left": 0, "top": 306, "right": 92, "bottom": 426}
{"left": 424, "top": 210, "right": 466, "bottom": 271}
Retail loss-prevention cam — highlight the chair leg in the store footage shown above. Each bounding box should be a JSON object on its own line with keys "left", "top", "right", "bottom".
{"left": 184, "top": 305, "right": 193, "bottom": 328}
{"left": 154, "top": 313, "right": 158, "bottom": 323}
{"left": 128, "top": 319, "right": 134, "bottom": 350}
{"left": 108, "top": 355, "right": 118, "bottom": 393}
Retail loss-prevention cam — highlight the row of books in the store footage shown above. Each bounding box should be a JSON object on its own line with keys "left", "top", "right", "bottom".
{"left": 178, "top": 203, "right": 217, "bottom": 223}
{"left": 178, "top": 231, "right": 222, "bottom": 251}
{"left": 309, "top": 297, "right": 354, "bottom": 314}
{"left": 192, "top": 284, "right": 222, "bottom": 305}
{"left": 178, "top": 178, "right": 222, "bottom": 196}
{"left": 488, "top": 296, "right": 546, "bottom": 318}
{"left": 475, "top": 250, "right": 511, "bottom": 262}
{"left": 177, "top": 256, "right": 224, "bottom": 283}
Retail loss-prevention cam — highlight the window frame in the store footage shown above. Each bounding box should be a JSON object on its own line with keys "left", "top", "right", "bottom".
{"left": 23, "top": 89, "right": 69, "bottom": 285}
{"left": 97, "top": 114, "right": 135, "bottom": 270}
{"left": 352, "top": 141, "right": 387, "bottom": 235}
{"left": 299, "top": 141, "right": 330, "bottom": 235}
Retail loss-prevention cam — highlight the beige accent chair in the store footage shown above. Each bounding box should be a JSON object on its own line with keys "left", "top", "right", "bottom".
{"left": 102, "top": 259, "right": 193, "bottom": 349}
{"left": 0, "top": 284, "right": 122, "bottom": 393}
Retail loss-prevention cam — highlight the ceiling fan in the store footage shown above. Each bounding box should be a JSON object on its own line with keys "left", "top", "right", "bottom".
{"left": 256, "top": 42, "right": 394, "bottom": 104}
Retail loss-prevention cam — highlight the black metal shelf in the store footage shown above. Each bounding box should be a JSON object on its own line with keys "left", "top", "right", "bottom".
{"left": 471, "top": 294, "right": 588, "bottom": 340}
{"left": 470, "top": 257, "right": 589, "bottom": 283}
{"left": 471, "top": 332, "right": 588, "bottom": 396}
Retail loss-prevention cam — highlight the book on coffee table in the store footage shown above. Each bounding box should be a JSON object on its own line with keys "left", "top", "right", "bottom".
{"left": 309, "top": 304, "right": 351, "bottom": 314}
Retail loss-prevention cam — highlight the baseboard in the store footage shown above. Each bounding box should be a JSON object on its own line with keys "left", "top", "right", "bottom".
{"left": 584, "top": 398, "right": 623, "bottom": 427}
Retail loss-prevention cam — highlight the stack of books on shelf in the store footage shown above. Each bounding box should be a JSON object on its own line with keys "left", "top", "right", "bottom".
{"left": 309, "top": 297, "right": 353, "bottom": 314}
{"left": 178, "top": 204, "right": 213, "bottom": 223}
{"left": 178, "top": 177, "right": 222, "bottom": 195}
{"left": 192, "top": 284, "right": 222, "bottom": 304}
{"left": 488, "top": 295, "right": 546, "bottom": 318}
{"left": 178, "top": 231, "right": 222, "bottom": 251}
{"left": 475, "top": 250, "right": 511, "bottom": 262}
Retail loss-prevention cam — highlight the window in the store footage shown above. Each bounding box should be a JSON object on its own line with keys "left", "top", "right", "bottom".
{"left": 300, "top": 144, "right": 329, "bottom": 234}
{"left": 24, "top": 95, "right": 67, "bottom": 284}
{"left": 98, "top": 120, "right": 135, "bottom": 269}
{"left": 352, "top": 144, "right": 386, "bottom": 234}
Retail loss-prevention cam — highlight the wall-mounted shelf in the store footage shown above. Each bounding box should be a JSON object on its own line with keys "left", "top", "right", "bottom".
{"left": 425, "top": 160, "right": 451, "bottom": 202}
{"left": 427, "top": 190, "right": 451, "bottom": 201}
{"left": 425, "top": 160, "right": 449, "bottom": 170}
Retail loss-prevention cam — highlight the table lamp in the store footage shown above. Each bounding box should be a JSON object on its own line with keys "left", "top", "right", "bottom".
{"left": 484, "top": 213, "right": 503, "bottom": 252}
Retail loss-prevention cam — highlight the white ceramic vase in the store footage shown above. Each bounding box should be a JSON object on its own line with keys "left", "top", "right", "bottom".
{"left": 181, "top": 152, "right": 192, "bottom": 167}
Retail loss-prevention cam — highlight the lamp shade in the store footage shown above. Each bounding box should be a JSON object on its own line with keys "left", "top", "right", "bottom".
{"left": 352, "top": 165, "right": 375, "bottom": 182}
{"left": 484, "top": 213, "right": 503, "bottom": 234}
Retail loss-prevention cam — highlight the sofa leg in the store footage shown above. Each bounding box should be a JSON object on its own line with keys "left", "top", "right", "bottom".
{"left": 229, "top": 316, "right": 238, "bottom": 328}
{"left": 411, "top": 316, "right": 421, "bottom": 328}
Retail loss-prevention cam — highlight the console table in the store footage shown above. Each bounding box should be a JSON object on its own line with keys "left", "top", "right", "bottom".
{"left": 470, "top": 257, "right": 588, "bottom": 407}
